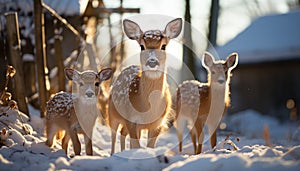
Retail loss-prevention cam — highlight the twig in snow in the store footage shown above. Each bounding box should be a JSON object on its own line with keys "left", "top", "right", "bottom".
{"left": 263, "top": 124, "right": 272, "bottom": 147}
{"left": 0, "top": 66, "right": 16, "bottom": 105}
{"left": 213, "top": 133, "right": 240, "bottom": 152}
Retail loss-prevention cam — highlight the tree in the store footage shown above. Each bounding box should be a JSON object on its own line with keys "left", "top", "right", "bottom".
{"left": 208, "top": 0, "right": 220, "bottom": 47}
{"left": 182, "top": 0, "right": 196, "bottom": 77}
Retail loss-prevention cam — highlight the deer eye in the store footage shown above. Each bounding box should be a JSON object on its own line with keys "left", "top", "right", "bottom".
{"left": 211, "top": 71, "right": 216, "bottom": 75}
{"left": 95, "top": 82, "right": 100, "bottom": 87}
{"left": 161, "top": 44, "right": 166, "bottom": 50}
{"left": 140, "top": 45, "right": 145, "bottom": 51}
{"left": 79, "top": 82, "right": 84, "bottom": 87}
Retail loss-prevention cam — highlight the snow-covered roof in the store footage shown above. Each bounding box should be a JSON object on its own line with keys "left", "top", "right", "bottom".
{"left": 45, "top": 0, "right": 89, "bottom": 16}
{"left": 211, "top": 10, "right": 300, "bottom": 64}
{"left": 0, "top": 0, "right": 89, "bottom": 16}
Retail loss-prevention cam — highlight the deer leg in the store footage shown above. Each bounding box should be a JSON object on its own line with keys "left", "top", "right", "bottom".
{"left": 174, "top": 117, "right": 185, "bottom": 153}
{"left": 110, "top": 121, "right": 119, "bottom": 155}
{"left": 195, "top": 122, "right": 204, "bottom": 154}
{"left": 61, "top": 132, "right": 70, "bottom": 155}
{"left": 127, "top": 123, "right": 140, "bottom": 149}
{"left": 190, "top": 127, "right": 197, "bottom": 154}
{"left": 210, "top": 130, "right": 217, "bottom": 149}
{"left": 111, "top": 130, "right": 117, "bottom": 155}
{"left": 176, "top": 131, "right": 183, "bottom": 153}
{"left": 120, "top": 126, "right": 128, "bottom": 151}
{"left": 69, "top": 129, "right": 81, "bottom": 155}
{"left": 147, "top": 127, "right": 161, "bottom": 148}
{"left": 84, "top": 134, "right": 93, "bottom": 155}
{"left": 45, "top": 123, "right": 57, "bottom": 147}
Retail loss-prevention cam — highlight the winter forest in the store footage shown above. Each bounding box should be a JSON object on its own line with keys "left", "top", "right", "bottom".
{"left": 0, "top": 0, "right": 300, "bottom": 170}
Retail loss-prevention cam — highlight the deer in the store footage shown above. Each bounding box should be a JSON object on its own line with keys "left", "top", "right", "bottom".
{"left": 174, "top": 52, "right": 238, "bottom": 154}
{"left": 45, "top": 67, "right": 113, "bottom": 156}
{"left": 108, "top": 17, "right": 182, "bottom": 154}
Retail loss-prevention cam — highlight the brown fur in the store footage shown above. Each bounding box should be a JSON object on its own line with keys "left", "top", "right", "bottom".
{"left": 46, "top": 96, "right": 86, "bottom": 155}
{"left": 46, "top": 68, "right": 112, "bottom": 156}
{"left": 108, "top": 18, "right": 182, "bottom": 154}
{"left": 175, "top": 52, "right": 238, "bottom": 154}
{"left": 109, "top": 71, "right": 172, "bottom": 152}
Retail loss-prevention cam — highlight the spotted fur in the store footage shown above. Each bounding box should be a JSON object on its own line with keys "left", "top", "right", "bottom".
{"left": 108, "top": 18, "right": 182, "bottom": 154}
{"left": 46, "top": 68, "right": 113, "bottom": 156}
{"left": 175, "top": 52, "right": 238, "bottom": 154}
{"left": 46, "top": 92, "right": 76, "bottom": 120}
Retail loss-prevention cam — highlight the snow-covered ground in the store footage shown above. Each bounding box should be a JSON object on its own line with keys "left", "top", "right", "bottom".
{"left": 0, "top": 106, "right": 299, "bottom": 171}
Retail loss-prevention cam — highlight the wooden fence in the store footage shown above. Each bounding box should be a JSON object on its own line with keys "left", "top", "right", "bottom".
{"left": 0, "top": 0, "right": 140, "bottom": 118}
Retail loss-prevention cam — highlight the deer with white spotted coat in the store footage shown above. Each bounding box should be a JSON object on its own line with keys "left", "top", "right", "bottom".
{"left": 175, "top": 52, "right": 238, "bottom": 154}
{"left": 108, "top": 18, "right": 182, "bottom": 154}
{"left": 45, "top": 68, "right": 112, "bottom": 156}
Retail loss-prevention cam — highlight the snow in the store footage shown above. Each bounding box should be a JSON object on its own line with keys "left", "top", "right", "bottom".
{"left": 165, "top": 146, "right": 300, "bottom": 171}
{"left": 0, "top": 0, "right": 88, "bottom": 16}
{"left": 22, "top": 54, "right": 35, "bottom": 62}
{"left": 0, "top": 105, "right": 300, "bottom": 170}
{"left": 225, "top": 109, "right": 300, "bottom": 146}
{"left": 0, "top": 0, "right": 88, "bottom": 47}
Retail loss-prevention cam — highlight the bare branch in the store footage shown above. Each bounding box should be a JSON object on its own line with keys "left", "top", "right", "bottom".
{"left": 42, "top": 3, "right": 86, "bottom": 44}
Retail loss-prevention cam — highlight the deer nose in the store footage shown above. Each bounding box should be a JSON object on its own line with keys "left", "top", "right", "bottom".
{"left": 218, "top": 76, "right": 225, "bottom": 84}
{"left": 146, "top": 58, "right": 159, "bottom": 68}
{"left": 86, "top": 91, "right": 94, "bottom": 98}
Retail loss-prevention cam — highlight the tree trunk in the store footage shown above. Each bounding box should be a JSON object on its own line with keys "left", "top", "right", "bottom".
{"left": 208, "top": 0, "right": 220, "bottom": 47}
{"left": 182, "top": 0, "right": 196, "bottom": 78}
{"left": 0, "top": 20, "right": 7, "bottom": 98}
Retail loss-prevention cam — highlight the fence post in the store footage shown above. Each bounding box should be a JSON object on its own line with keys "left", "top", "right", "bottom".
{"left": 5, "top": 12, "right": 29, "bottom": 115}
{"left": 0, "top": 18, "right": 7, "bottom": 98}
{"left": 34, "top": 0, "right": 49, "bottom": 117}
{"left": 85, "top": 43, "right": 98, "bottom": 71}
{"left": 54, "top": 19, "right": 65, "bottom": 92}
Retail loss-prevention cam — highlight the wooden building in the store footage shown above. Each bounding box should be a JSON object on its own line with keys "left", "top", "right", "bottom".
{"left": 211, "top": 10, "right": 300, "bottom": 121}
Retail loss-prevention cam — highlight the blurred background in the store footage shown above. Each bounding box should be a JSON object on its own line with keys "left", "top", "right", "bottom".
{"left": 0, "top": 0, "right": 299, "bottom": 122}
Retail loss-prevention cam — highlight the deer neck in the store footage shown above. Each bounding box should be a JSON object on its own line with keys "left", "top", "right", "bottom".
{"left": 142, "top": 71, "right": 166, "bottom": 93}
{"left": 205, "top": 80, "right": 227, "bottom": 135}
{"left": 133, "top": 71, "right": 166, "bottom": 112}
{"left": 209, "top": 81, "right": 226, "bottom": 109}
{"left": 78, "top": 96, "right": 97, "bottom": 106}
{"left": 74, "top": 96, "right": 99, "bottom": 137}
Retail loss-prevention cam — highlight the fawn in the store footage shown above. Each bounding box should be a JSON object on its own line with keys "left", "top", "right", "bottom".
{"left": 46, "top": 68, "right": 113, "bottom": 155}
{"left": 108, "top": 18, "right": 182, "bottom": 154}
{"left": 175, "top": 52, "right": 238, "bottom": 154}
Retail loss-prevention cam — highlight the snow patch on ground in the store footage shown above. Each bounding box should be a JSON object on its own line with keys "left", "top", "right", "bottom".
{"left": 0, "top": 107, "right": 299, "bottom": 170}
{"left": 225, "top": 109, "right": 299, "bottom": 145}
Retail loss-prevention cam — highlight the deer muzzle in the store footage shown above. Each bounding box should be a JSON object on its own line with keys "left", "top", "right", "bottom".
{"left": 146, "top": 58, "right": 159, "bottom": 68}
{"left": 85, "top": 90, "right": 94, "bottom": 98}
{"left": 217, "top": 75, "right": 225, "bottom": 84}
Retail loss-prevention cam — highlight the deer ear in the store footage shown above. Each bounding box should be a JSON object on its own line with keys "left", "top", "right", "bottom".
{"left": 123, "top": 19, "right": 142, "bottom": 40}
{"left": 202, "top": 52, "right": 214, "bottom": 68}
{"left": 65, "top": 68, "right": 80, "bottom": 81}
{"left": 226, "top": 53, "right": 238, "bottom": 69}
{"left": 98, "top": 68, "right": 113, "bottom": 81}
{"left": 164, "top": 18, "right": 182, "bottom": 39}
